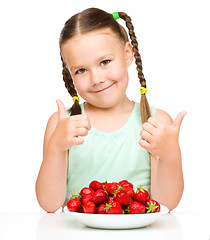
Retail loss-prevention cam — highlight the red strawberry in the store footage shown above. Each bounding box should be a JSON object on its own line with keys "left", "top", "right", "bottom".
{"left": 89, "top": 180, "right": 103, "bottom": 191}
{"left": 83, "top": 201, "right": 96, "bottom": 214}
{"left": 122, "top": 198, "right": 134, "bottom": 212}
{"left": 106, "top": 201, "right": 122, "bottom": 214}
{"left": 67, "top": 198, "right": 82, "bottom": 212}
{"left": 134, "top": 186, "right": 150, "bottom": 205}
{"left": 146, "top": 200, "right": 160, "bottom": 213}
{"left": 96, "top": 204, "right": 106, "bottom": 214}
{"left": 128, "top": 201, "right": 145, "bottom": 214}
{"left": 82, "top": 194, "right": 93, "bottom": 205}
{"left": 105, "top": 182, "right": 119, "bottom": 195}
{"left": 124, "top": 187, "right": 135, "bottom": 198}
{"left": 101, "top": 181, "right": 108, "bottom": 190}
{"left": 107, "top": 196, "right": 114, "bottom": 204}
{"left": 92, "top": 190, "right": 108, "bottom": 205}
{"left": 114, "top": 189, "right": 132, "bottom": 205}
{"left": 119, "top": 180, "right": 133, "bottom": 189}
{"left": 80, "top": 187, "right": 95, "bottom": 197}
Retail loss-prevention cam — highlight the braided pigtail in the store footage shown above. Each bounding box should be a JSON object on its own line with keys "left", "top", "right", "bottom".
{"left": 61, "top": 58, "right": 81, "bottom": 116}
{"left": 118, "top": 12, "right": 151, "bottom": 124}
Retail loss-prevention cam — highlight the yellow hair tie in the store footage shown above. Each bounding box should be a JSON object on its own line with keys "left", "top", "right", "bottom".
{"left": 140, "top": 87, "right": 147, "bottom": 95}
{"left": 73, "top": 96, "right": 80, "bottom": 103}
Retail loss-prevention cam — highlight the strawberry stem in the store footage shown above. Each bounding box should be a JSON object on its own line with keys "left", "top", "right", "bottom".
{"left": 105, "top": 202, "right": 111, "bottom": 212}
{"left": 136, "top": 185, "right": 146, "bottom": 193}
{"left": 146, "top": 201, "right": 158, "bottom": 213}
{"left": 113, "top": 185, "right": 122, "bottom": 197}
{"left": 70, "top": 190, "right": 81, "bottom": 200}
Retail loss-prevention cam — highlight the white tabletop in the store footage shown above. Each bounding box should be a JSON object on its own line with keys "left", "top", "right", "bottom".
{"left": 0, "top": 211, "right": 209, "bottom": 240}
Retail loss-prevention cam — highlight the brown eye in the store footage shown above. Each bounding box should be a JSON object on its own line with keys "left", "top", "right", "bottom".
{"left": 76, "top": 68, "right": 86, "bottom": 74}
{"left": 100, "top": 60, "right": 111, "bottom": 66}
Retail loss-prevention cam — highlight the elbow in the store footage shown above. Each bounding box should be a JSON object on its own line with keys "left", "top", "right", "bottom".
{"left": 44, "top": 206, "right": 61, "bottom": 213}
{"left": 36, "top": 191, "right": 65, "bottom": 213}
{"left": 37, "top": 198, "right": 64, "bottom": 213}
{"left": 164, "top": 188, "right": 184, "bottom": 212}
{"left": 166, "top": 202, "right": 179, "bottom": 212}
{"left": 35, "top": 183, "right": 65, "bottom": 213}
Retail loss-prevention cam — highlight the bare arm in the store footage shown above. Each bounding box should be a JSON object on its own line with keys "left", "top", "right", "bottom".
{"left": 35, "top": 111, "right": 68, "bottom": 213}
{"left": 139, "top": 109, "right": 186, "bottom": 211}
{"left": 150, "top": 148, "right": 184, "bottom": 211}
{"left": 35, "top": 100, "right": 91, "bottom": 213}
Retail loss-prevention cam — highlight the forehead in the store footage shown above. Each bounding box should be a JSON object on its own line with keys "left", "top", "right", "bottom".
{"left": 61, "top": 29, "right": 125, "bottom": 67}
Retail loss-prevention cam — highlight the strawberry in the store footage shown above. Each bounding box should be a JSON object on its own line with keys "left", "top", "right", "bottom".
{"left": 119, "top": 180, "right": 133, "bottom": 189}
{"left": 134, "top": 186, "right": 150, "bottom": 205}
{"left": 101, "top": 181, "right": 107, "bottom": 190}
{"left": 105, "top": 182, "right": 119, "bottom": 195}
{"left": 146, "top": 200, "right": 160, "bottom": 213}
{"left": 67, "top": 198, "right": 82, "bottom": 212}
{"left": 83, "top": 201, "right": 96, "bottom": 214}
{"left": 114, "top": 188, "right": 132, "bottom": 205}
{"left": 81, "top": 194, "right": 93, "bottom": 205}
{"left": 107, "top": 196, "right": 114, "bottom": 204}
{"left": 89, "top": 180, "right": 103, "bottom": 191}
{"left": 124, "top": 187, "right": 135, "bottom": 198}
{"left": 68, "top": 180, "right": 161, "bottom": 215}
{"left": 80, "top": 187, "right": 95, "bottom": 197}
{"left": 96, "top": 204, "right": 106, "bottom": 214}
{"left": 101, "top": 181, "right": 108, "bottom": 190}
{"left": 106, "top": 201, "right": 122, "bottom": 214}
{"left": 92, "top": 189, "right": 108, "bottom": 205}
{"left": 122, "top": 198, "right": 134, "bottom": 212}
{"left": 128, "top": 201, "right": 145, "bottom": 214}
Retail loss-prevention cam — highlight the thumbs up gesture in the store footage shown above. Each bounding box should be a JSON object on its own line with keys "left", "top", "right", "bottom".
{"left": 50, "top": 99, "right": 91, "bottom": 152}
{"left": 139, "top": 111, "right": 187, "bottom": 160}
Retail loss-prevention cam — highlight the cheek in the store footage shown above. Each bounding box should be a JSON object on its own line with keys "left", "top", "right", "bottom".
{"left": 107, "top": 64, "right": 128, "bottom": 83}
{"left": 73, "top": 78, "right": 87, "bottom": 95}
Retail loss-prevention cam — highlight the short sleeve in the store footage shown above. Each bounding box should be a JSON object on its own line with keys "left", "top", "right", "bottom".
{"left": 150, "top": 106, "right": 156, "bottom": 117}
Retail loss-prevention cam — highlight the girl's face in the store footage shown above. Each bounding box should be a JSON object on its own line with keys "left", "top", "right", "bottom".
{"left": 61, "top": 28, "right": 133, "bottom": 109}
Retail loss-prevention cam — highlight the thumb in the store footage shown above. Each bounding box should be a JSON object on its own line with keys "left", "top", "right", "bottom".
{"left": 56, "top": 99, "right": 67, "bottom": 120}
{"left": 171, "top": 111, "right": 187, "bottom": 130}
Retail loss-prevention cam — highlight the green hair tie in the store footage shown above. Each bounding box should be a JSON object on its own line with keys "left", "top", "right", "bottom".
{"left": 112, "top": 12, "right": 119, "bottom": 20}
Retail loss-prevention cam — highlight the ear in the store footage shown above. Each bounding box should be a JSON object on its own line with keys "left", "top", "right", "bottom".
{"left": 124, "top": 42, "right": 134, "bottom": 67}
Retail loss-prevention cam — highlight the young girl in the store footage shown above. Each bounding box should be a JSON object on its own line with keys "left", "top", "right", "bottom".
{"left": 36, "top": 8, "right": 186, "bottom": 213}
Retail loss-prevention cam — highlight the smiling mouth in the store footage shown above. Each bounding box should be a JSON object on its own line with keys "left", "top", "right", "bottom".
{"left": 93, "top": 82, "right": 115, "bottom": 93}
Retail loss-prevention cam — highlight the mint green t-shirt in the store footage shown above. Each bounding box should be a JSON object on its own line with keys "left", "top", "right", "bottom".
{"left": 63, "top": 102, "right": 156, "bottom": 207}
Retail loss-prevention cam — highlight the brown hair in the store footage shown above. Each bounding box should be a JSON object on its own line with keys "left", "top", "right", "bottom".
{"left": 59, "top": 8, "right": 151, "bottom": 123}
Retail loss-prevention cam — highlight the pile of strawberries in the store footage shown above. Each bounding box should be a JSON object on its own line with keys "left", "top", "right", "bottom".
{"left": 67, "top": 180, "right": 160, "bottom": 214}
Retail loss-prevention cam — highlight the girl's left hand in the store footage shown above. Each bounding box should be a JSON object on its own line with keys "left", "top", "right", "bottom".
{"left": 139, "top": 111, "right": 187, "bottom": 160}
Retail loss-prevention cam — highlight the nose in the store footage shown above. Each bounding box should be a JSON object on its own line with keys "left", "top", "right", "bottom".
{"left": 89, "top": 69, "right": 105, "bottom": 86}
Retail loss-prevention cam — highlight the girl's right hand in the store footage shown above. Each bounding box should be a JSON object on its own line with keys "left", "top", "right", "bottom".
{"left": 49, "top": 99, "right": 91, "bottom": 152}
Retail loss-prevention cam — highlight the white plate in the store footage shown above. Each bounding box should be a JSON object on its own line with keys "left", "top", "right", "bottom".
{"left": 64, "top": 205, "right": 169, "bottom": 229}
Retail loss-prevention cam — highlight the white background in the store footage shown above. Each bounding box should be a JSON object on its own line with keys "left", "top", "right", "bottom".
{"left": 0, "top": 0, "right": 209, "bottom": 213}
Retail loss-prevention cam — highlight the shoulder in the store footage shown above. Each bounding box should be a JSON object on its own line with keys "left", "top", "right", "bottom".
{"left": 153, "top": 108, "right": 173, "bottom": 126}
